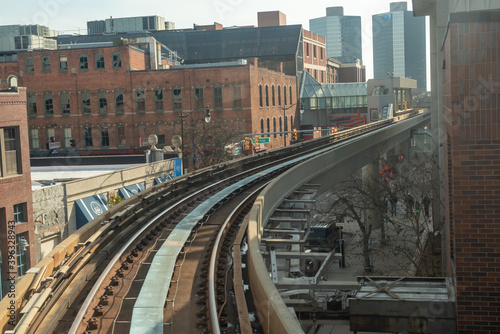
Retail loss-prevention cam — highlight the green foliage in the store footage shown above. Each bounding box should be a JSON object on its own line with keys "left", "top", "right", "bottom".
{"left": 108, "top": 193, "right": 123, "bottom": 207}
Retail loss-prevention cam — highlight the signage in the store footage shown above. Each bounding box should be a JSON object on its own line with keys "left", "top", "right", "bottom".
{"left": 48, "top": 141, "right": 61, "bottom": 149}
{"left": 258, "top": 137, "right": 270, "bottom": 143}
{"left": 173, "top": 158, "right": 182, "bottom": 177}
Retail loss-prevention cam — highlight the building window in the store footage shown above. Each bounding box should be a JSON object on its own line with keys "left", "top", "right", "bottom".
{"left": 115, "top": 91, "right": 124, "bottom": 114}
{"left": 81, "top": 92, "right": 91, "bottom": 115}
{"left": 232, "top": 85, "right": 242, "bottom": 109}
{"left": 117, "top": 125, "right": 127, "bottom": 147}
{"left": 41, "top": 56, "right": 51, "bottom": 73}
{"left": 98, "top": 91, "right": 107, "bottom": 114}
{"left": 27, "top": 94, "right": 37, "bottom": 116}
{"left": 273, "top": 118, "right": 276, "bottom": 138}
{"left": 284, "top": 85, "right": 287, "bottom": 105}
{"left": 95, "top": 52, "right": 105, "bottom": 69}
{"left": 154, "top": 89, "right": 164, "bottom": 112}
{"left": 306, "top": 43, "right": 309, "bottom": 57}
{"left": 0, "top": 127, "right": 21, "bottom": 177}
{"left": 79, "top": 54, "right": 88, "bottom": 70}
{"left": 13, "top": 203, "right": 26, "bottom": 224}
{"left": 14, "top": 36, "right": 29, "bottom": 50}
{"left": 25, "top": 57, "right": 34, "bottom": 73}
{"left": 278, "top": 86, "right": 281, "bottom": 106}
{"left": 155, "top": 123, "right": 168, "bottom": 147}
{"left": 112, "top": 52, "right": 122, "bottom": 69}
{"left": 84, "top": 127, "right": 92, "bottom": 147}
{"left": 284, "top": 115, "right": 288, "bottom": 132}
{"left": 44, "top": 93, "right": 54, "bottom": 116}
{"left": 290, "top": 116, "right": 294, "bottom": 132}
{"left": 100, "top": 126, "right": 109, "bottom": 147}
{"left": 136, "top": 90, "right": 145, "bottom": 113}
{"left": 279, "top": 117, "right": 282, "bottom": 137}
{"left": 29, "top": 128, "right": 39, "bottom": 150}
{"left": 313, "top": 45, "right": 317, "bottom": 58}
{"left": 213, "top": 86, "right": 223, "bottom": 109}
{"left": 173, "top": 88, "right": 182, "bottom": 111}
{"left": 61, "top": 92, "right": 70, "bottom": 116}
{"left": 16, "top": 233, "right": 29, "bottom": 278}
{"left": 272, "top": 85, "right": 275, "bottom": 107}
{"left": 260, "top": 119, "right": 264, "bottom": 135}
{"left": 138, "top": 125, "right": 148, "bottom": 147}
{"left": 266, "top": 118, "right": 270, "bottom": 137}
{"left": 59, "top": 55, "right": 68, "bottom": 72}
{"left": 194, "top": 87, "right": 204, "bottom": 110}
{"left": 259, "top": 85, "right": 263, "bottom": 108}
{"left": 320, "top": 47, "right": 324, "bottom": 60}
{"left": 265, "top": 85, "right": 269, "bottom": 107}
{"left": 63, "top": 127, "right": 72, "bottom": 148}
{"left": 290, "top": 86, "right": 293, "bottom": 104}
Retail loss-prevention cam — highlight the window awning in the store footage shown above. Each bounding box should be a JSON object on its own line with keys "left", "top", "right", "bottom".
{"left": 118, "top": 183, "right": 145, "bottom": 199}
{"left": 75, "top": 194, "right": 109, "bottom": 229}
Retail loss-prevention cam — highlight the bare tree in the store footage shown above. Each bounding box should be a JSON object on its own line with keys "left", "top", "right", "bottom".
{"left": 310, "top": 157, "right": 444, "bottom": 277}
{"left": 183, "top": 117, "right": 242, "bottom": 169}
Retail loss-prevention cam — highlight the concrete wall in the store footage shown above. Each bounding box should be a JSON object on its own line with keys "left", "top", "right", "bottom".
{"left": 32, "top": 185, "right": 66, "bottom": 263}
{"left": 31, "top": 159, "right": 174, "bottom": 261}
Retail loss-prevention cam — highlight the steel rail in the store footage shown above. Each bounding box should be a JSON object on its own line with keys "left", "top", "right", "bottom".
{"left": 209, "top": 184, "right": 268, "bottom": 334}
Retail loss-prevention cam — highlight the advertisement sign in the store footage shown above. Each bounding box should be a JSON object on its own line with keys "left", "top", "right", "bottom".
{"left": 48, "top": 141, "right": 61, "bottom": 149}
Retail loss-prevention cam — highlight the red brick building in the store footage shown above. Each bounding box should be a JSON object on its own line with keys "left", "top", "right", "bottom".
{"left": 442, "top": 12, "right": 500, "bottom": 332}
{"left": 0, "top": 45, "right": 298, "bottom": 155}
{"left": 303, "top": 30, "right": 327, "bottom": 83}
{"left": 414, "top": 0, "right": 500, "bottom": 331}
{"left": 0, "top": 87, "right": 35, "bottom": 296}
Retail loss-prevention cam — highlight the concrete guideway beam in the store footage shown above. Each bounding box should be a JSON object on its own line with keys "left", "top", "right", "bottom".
{"left": 247, "top": 112, "right": 431, "bottom": 334}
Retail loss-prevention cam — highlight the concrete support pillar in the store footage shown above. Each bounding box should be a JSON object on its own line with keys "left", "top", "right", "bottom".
{"left": 362, "top": 160, "right": 383, "bottom": 229}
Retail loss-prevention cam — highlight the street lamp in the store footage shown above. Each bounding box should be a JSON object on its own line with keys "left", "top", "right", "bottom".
{"left": 179, "top": 105, "right": 211, "bottom": 174}
{"left": 282, "top": 101, "right": 303, "bottom": 147}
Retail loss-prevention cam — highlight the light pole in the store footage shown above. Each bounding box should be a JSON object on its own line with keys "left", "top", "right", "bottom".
{"left": 179, "top": 105, "right": 211, "bottom": 174}
{"left": 282, "top": 102, "right": 303, "bottom": 147}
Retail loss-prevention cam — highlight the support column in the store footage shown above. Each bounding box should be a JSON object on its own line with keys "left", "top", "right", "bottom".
{"left": 362, "top": 160, "right": 383, "bottom": 229}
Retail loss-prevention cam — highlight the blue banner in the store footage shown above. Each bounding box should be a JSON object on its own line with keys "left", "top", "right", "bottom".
{"left": 173, "top": 158, "right": 182, "bottom": 177}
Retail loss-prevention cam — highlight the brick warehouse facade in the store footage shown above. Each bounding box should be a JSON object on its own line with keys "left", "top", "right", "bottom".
{"left": 0, "top": 45, "right": 298, "bottom": 155}
{"left": 442, "top": 12, "right": 500, "bottom": 332}
{"left": 0, "top": 87, "right": 36, "bottom": 297}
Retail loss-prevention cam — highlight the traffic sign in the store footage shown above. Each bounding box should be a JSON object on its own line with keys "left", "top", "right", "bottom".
{"left": 258, "top": 137, "right": 270, "bottom": 143}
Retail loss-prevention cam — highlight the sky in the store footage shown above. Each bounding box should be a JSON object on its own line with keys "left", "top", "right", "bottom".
{"left": 0, "top": 0, "right": 429, "bottom": 87}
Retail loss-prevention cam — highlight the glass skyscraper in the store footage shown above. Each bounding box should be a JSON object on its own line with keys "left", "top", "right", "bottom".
{"left": 309, "top": 7, "right": 362, "bottom": 64}
{"left": 372, "top": 2, "right": 427, "bottom": 90}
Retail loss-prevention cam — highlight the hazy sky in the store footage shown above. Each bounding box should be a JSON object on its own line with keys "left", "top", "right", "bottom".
{"left": 0, "top": 0, "right": 429, "bottom": 86}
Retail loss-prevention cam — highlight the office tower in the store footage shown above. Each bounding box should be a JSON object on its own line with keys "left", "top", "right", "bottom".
{"left": 309, "top": 7, "right": 362, "bottom": 64}
{"left": 372, "top": 2, "right": 427, "bottom": 90}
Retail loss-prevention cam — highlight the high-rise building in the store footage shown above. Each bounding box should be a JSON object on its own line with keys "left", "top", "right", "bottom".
{"left": 372, "top": 2, "right": 426, "bottom": 90}
{"left": 309, "top": 7, "right": 362, "bottom": 64}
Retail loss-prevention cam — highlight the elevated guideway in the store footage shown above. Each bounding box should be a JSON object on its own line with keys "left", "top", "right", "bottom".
{"left": 247, "top": 111, "right": 432, "bottom": 334}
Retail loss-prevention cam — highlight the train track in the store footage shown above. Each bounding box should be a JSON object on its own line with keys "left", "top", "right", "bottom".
{"left": 13, "top": 116, "right": 404, "bottom": 334}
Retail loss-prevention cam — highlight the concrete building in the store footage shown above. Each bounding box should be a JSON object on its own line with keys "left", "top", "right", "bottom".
{"left": 367, "top": 76, "right": 416, "bottom": 121}
{"left": 309, "top": 7, "right": 363, "bottom": 65}
{"left": 0, "top": 86, "right": 35, "bottom": 297}
{"left": 372, "top": 2, "right": 427, "bottom": 90}
{"left": 87, "top": 15, "right": 166, "bottom": 34}
{"left": 0, "top": 24, "right": 57, "bottom": 63}
{"left": 413, "top": 1, "right": 500, "bottom": 332}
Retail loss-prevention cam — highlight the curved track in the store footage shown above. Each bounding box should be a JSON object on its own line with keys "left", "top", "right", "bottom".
{"left": 13, "top": 115, "right": 417, "bottom": 334}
